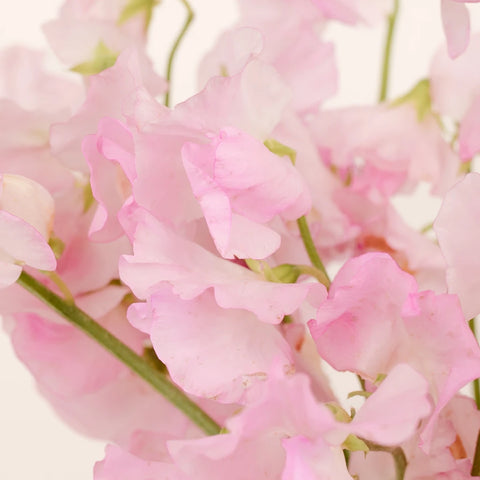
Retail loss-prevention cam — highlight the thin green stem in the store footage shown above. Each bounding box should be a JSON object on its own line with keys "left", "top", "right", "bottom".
{"left": 472, "top": 430, "right": 480, "bottom": 476}
{"left": 17, "top": 271, "right": 221, "bottom": 436}
{"left": 164, "top": 0, "right": 194, "bottom": 107}
{"left": 378, "top": 0, "right": 399, "bottom": 102}
{"left": 296, "top": 216, "right": 330, "bottom": 287}
{"left": 363, "top": 440, "right": 407, "bottom": 480}
{"left": 296, "top": 264, "right": 329, "bottom": 287}
{"left": 469, "top": 318, "right": 480, "bottom": 410}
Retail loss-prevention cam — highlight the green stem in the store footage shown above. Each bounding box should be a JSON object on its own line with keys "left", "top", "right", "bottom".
{"left": 472, "top": 430, "right": 480, "bottom": 476}
{"left": 164, "top": 0, "right": 194, "bottom": 107}
{"left": 363, "top": 440, "right": 407, "bottom": 480}
{"left": 469, "top": 318, "right": 480, "bottom": 410}
{"left": 378, "top": 0, "right": 399, "bottom": 102}
{"left": 17, "top": 271, "right": 221, "bottom": 436}
{"left": 296, "top": 216, "right": 331, "bottom": 287}
{"left": 296, "top": 264, "right": 330, "bottom": 287}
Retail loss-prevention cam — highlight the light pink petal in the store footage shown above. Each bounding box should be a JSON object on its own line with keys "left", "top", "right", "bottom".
{"left": 430, "top": 33, "right": 480, "bottom": 120}
{"left": 0, "top": 260, "right": 22, "bottom": 288}
{"left": 441, "top": 0, "right": 470, "bottom": 58}
{"left": 176, "top": 59, "right": 291, "bottom": 140}
{"left": 0, "top": 211, "right": 56, "bottom": 272}
{"left": 94, "top": 445, "right": 185, "bottom": 480}
{"left": 120, "top": 207, "right": 311, "bottom": 323}
{"left": 434, "top": 173, "right": 480, "bottom": 318}
{"left": 349, "top": 364, "right": 431, "bottom": 445}
{"left": 282, "top": 436, "right": 352, "bottom": 480}
{"left": 50, "top": 49, "right": 159, "bottom": 172}
{"left": 129, "top": 288, "right": 292, "bottom": 402}
{"left": 84, "top": 117, "right": 135, "bottom": 241}
{"left": 308, "top": 252, "right": 417, "bottom": 377}
{"left": 458, "top": 95, "right": 480, "bottom": 160}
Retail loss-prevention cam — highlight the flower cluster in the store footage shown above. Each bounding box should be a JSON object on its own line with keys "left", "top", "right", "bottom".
{"left": 4, "top": 0, "right": 480, "bottom": 479}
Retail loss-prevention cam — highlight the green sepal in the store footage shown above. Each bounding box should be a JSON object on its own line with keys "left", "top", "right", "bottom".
{"left": 118, "top": 0, "right": 160, "bottom": 30}
{"left": 347, "top": 390, "right": 372, "bottom": 399}
{"left": 342, "top": 434, "right": 370, "bottom": 453}
{"left": 375, "top": 373, "right": 387, "bottom": 384}
{"left": 71, "top": 42, "right": 118, "bottom": 76}
{"left": 325, "top": 402, "right": 352, "bottom": 423}
{"left": 390, "top": 79, "right": 431, "bottom": 121}
{"left": 266, "top": 264, "right": 301, "bottom": 284}
{"left": 264, "top": 138, "right": 297, "bottom": 165}
{"left": 83, "top": 182, "right": 95, "bottom": 213}
{"left": 142, "top": 346, "right": 168, "bottom": 374}
{"left": 48, "top": 235, "right": 66, "bottom": 259}
{"left": 245, "top": 258, "right": 262, "bottom": 274}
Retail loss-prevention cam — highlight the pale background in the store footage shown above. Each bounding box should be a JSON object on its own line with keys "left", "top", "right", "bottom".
{"left": 1, "top": 1, "right": 479, "bottom": 479}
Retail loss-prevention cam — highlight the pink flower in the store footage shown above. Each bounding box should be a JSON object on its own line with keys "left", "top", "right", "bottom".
{"left": 434, "top": 173, "right": 480, "bottom": 318}
{"left": 0, "top": 174, "right": 56, "bottom": 286}
{"left": 308, "top": 252, "right": 480, "bottom": 448}
{"left": 441, "top": 0, "right": 480, "bottom": 58}
{"left": 182, "top": 127, "right": 311, "bottom": 259}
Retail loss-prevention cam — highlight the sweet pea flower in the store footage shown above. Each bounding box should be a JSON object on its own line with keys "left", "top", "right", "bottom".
{"left": 199, "top": 0, "right": 337, "bottom": 114}
{"left": 119, "top": 206, "right": 316, "bottom": 324}
{"left": 50, "top": 49, "right": 163, "bottom": 172}
{"left": 434, "top": 172, "right": 480, "bottom": 319}
{"left": 94, "top": 364, "right": 430, "bottom": 480}
{"left": 182, "top": 127, "right": 311, "bottom": 259}
{"left": 0, "top": 174, "right": 56, "bottom": 287}
{"left": 308, "top": 252, "right": 480, "bottom": 449}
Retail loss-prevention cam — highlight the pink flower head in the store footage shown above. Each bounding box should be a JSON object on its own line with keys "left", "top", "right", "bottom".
{"left": 182, "top": 127, "right": 311, "bottom": 259}
{"left": 308, "top": 252, "right": 480, "bottom": 449}
{"left": 434, "top": 172, "right": 480, "bottom": 318}
{"left": 0, "top": 174, "right": 56, "bottom": 286}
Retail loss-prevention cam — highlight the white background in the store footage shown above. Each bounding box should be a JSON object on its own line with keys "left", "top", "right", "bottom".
{"left": 1, "top": 1, "right": 480, "bottom": 479}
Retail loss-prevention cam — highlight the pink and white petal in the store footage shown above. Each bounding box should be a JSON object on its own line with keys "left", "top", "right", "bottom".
{"left": 0, "top": 260, "right": 22, "bottom": 288}
{"left": 131, "top": 288, "right": 293, "bottom": 402}
{"left": 458, "top": 95, "right": 480, "bottom": 160}
{"left": 0, "top": 211, "right": 56, "bottom": 271}
{"left": 434, "top": 173, "right": 480, "bottom": 319}
{"left": 0, "top": 174, "right": 54, "bottom": 239}
{"left": 223, "top": 213, "right": 281, "bottom": 259}
{"left": 120, "top": 208, "right": 309, "bottom": 323}
{"left": 94, "top": 445, "right": 186, "bottom": 480}
{"left": 349, "top": 364, "right": 431, "bottom": 445}
{"left": 198, "top": 27, "right": 264, "bottom": 88}
{"left": 308, "top": 253, "right": 417, "bottom": 377}
{"left": 282, "top": 436, "right": 352, "bottom": 480}
{"left": 441, "top": 0, "right": 470, "bottom": 58}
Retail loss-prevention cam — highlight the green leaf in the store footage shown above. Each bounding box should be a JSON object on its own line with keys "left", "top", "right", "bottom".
{"left": 390, "top": 79, "right": 431, "bottom": 121}
{"left": 71, "top": 42, "right": 118, "bottom": 76}
{"left": 342, "top": 434, "right": 370, "bottom": 453}
{"left": 118, "top": 0, "right": 159, "bottom": 30}
{"left": 264, "top": 138, "right": 297, "bottom": 165}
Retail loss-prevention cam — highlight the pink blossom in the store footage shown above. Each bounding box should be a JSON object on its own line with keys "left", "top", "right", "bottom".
{"left": 119, "top": 206, "right": 315, "bottom": 324}
{"left": 128, "top": 286, "right": 293, "bottom": 402}
{"left": 0, "top": 174, "right": 56, "bottom": 286}
{"left": 434, "top": 172, "right": 480, "bottom": 318}
{"left": 182, "top": 127, "right": 311, "bottom": 259}
{"left": 308, "top": 252, "right": 480, "bottom": 448}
